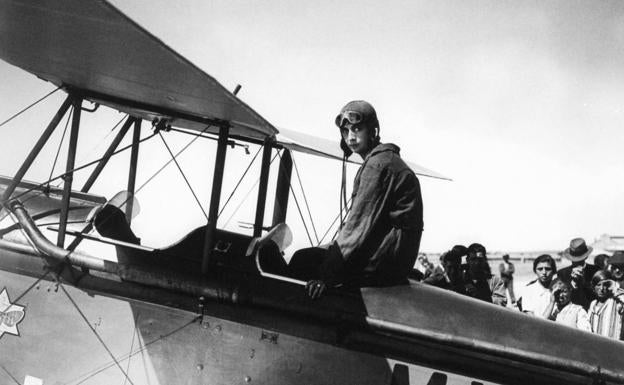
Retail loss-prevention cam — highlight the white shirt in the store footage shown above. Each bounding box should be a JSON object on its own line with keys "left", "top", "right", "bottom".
{"left": 520, "top": 280, "right": 551, "bottom": 318}
{"left": 553, "top": 303, "right": 592, "bottom": 332}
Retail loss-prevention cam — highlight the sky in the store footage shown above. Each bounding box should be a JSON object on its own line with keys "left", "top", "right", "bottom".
{"left": 1, "top": 0, "right": 623, "bottom": 255}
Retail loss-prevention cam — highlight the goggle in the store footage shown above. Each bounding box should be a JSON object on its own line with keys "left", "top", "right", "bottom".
{"left": 335, "top": 111, "right": 364, "bottom": 128}
{"left": 467, "top": 252, "right": 486, "bottom": 260}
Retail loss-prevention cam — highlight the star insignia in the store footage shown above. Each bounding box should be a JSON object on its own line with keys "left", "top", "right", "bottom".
{"left": 0, "top": 288, "right": 25, "bottom": 338}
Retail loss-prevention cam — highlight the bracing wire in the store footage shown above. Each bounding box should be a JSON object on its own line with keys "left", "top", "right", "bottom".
{"left": 47, "top": 106, "right": 73, "bottom": 185}
{"left": 317, "top": 196, "right": 352, "bottom": 246}
{"left": 2, "top": 133, "right": 157, "bottom": 205}
{"left": 335, "top": 156, "right": 352, "bottom": 243}
{"left": 218, "top": 144, "right": 263, "bottom": 218}
{"left": 0, "top": 87, "right": 61, "bottom": 128}
{"left": 69, "top": 317, "right": 199, "bottom": 385}
{"left": 221, "top": 151, "right": 280, "bottom": 228}
{"left": 330, "top": 214, "right": 346, "bottom": 242}
{"left": 127, "top": 124, "right": 255, "bottom": 224}
{"left": 122, "top": 312, "right": 140, "bottom": 385}
{"left": 277, "top": 151, "right": 314, "bottom": 246}
{"left": 76, "top": 114, "right": 128, "bottom": 168}
{"left": 290, "top": 153, "right": 319, "bottom": 244}
{"left": 0, "top": 114, "right": 136, "bottom": 224}
{"left": 158, "top": 132, "right": 208, "bottom": 220}
{"left": 2, "top": 124, "right": 208, "bottom": 250}
{"left": 318, "top": 155, "right": 353, "bottom": 245}
{"left": 58, "top": 282, "right": 135, "bottom": 385}
{"left": 88, "top": 124, "right": 214, "bottom": 229}
{"left": 0, "top": 364, "right": 20, "bottom": 385}
{"left": 127, "top": 125, "right": 212, "bottom": 206}
{"left": 107, "top": 115, "right": 128, "bottom": 136}
{"left": 221, "top": 179, "right": 258, "bottom": 228}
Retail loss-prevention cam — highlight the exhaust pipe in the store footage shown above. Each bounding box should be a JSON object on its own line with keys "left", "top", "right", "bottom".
{"left": 4, "top": 200, "right": 241, "bottom": 303}
{"left": 7, "top": 200, "right": 118, "bottom": 273}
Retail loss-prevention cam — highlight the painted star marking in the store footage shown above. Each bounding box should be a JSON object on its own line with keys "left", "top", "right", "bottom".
{"left": 0, "top": 288, "right": 25, "bottom": 338}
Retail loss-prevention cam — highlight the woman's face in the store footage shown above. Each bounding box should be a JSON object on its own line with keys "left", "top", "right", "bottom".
{"left": 534, "top": 262, "right": 554, "bottom": 285}
{"left": 594, "top": 279, "right": 615, "bottom": 299}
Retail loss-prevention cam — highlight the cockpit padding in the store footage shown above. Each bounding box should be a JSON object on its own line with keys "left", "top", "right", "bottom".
{"left": 93, "top": 204, "right": 287, "bottom": 276}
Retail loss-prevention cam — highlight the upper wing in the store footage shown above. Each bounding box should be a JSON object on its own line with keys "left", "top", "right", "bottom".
{"left": 0, "top": 0, "right": 277, "bottom": 141}
{"left": 276, "top": 127, "right": 451, "bottom": 180}
{"left": 0, "top": 0, "right": 449, "bottom": 180}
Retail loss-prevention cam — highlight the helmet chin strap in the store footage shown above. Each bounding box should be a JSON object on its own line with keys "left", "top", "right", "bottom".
{"left": 338, "top": 125, "right": 380, "bottom": 230}
{"left": 340, "top": 153, "right": 348, "bottom": 229}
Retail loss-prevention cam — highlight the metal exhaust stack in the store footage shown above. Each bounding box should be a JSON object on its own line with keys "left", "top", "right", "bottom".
{"left": 4, "top": 200, "right": 241, "bottom": 303}
{"left": 6, "top": 200, "right": 118, "bottom": 273}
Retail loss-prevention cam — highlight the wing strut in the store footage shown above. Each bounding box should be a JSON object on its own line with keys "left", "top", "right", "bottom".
{"left": 0, "top": 95, "right": 73, "bottom": 205}
{"left": 272, "top": 149, "right": 293, "bottom": 226}
{"left": 57, "top": 96, "right": 82, "bottom": 247}
{"left": 253, "top": 139, "right": 273, "bottom": 237}
{"left": 126, "top": 119, "right": 142, "bottom": 224}
{"left": 70, "top": 116, "right": 137, "bottom": 258}
{"left": 201, "top": 124, "right": 230, "bottom": 274}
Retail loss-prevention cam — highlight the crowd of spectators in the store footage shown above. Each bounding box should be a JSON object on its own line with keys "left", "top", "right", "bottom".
{"left": 412, "top": 243, "right": 507, "bottom": 306}
{"left": 413, "top": 237, "right": 624, "bottom": 342}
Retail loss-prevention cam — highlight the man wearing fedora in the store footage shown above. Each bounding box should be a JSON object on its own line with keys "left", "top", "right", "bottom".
{"left": 557, "top": 237, "right": 599, "bottom": 310}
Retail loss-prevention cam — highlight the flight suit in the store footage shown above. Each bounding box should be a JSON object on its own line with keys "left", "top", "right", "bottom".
{"left": 291, "top": 143, "right": 423, "bottom": 287}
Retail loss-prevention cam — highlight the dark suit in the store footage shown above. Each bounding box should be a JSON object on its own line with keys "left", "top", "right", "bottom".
{"left": 556, "top": 263, "right": 600, "bottom": 310}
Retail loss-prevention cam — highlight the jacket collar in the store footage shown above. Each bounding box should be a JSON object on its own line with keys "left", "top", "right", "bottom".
{"left": 365, "top": 143, "right": 400, "bottom": 161}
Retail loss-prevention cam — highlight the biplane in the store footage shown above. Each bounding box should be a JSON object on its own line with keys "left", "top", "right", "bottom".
{"left": 0, "top": 1, "right": 623, "bottom": 384}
